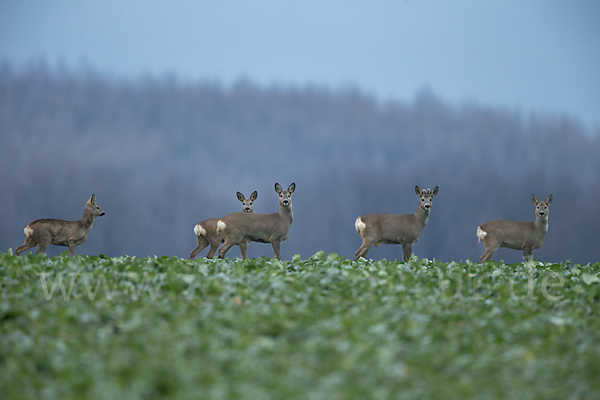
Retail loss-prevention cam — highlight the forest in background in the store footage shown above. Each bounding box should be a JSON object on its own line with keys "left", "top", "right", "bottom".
{"left": 1, "top": 62, "right": 599, "bottom": 263}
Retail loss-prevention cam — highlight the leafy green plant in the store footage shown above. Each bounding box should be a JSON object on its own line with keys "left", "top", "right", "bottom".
{"left": 1, "top": 251, "right": 599, "bottom": 399}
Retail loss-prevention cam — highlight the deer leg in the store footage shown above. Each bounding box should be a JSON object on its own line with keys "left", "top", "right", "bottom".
{"left": 523, "top": 248, "right": 533, "bottom": 261}
{"left": 190, "top": 236, "right": 209, "bottom": 259}
{"left": 402, "top": 243, "right": 413, "bottom": 263}
{"left": 218, "top": 238, "right": 238, "bottom": 259}
{"left": 479, "top": 250, "right": 495, "bottom": 262}
{"left": 35, "top": 241, "right": 50, "bottom": 255}
{"left": 479, "top": 243, "right": 498, "bottom": 262}
{"left": 205, "top": 243, "right": 220, "bottom": 259}
{"left": 238, "top": 241, "right": 249, "bottom": 260}
{"left": 271, "top": 240, "right": 281, "bottom": 260}
{"left": 354, "top": 239, "right": 374, "bottom": 261}
{"left": 16, "top": 236, "right": 37, "bottom": 255}
{"left": 67, "top": 239, "right": 77, "bottom": 257}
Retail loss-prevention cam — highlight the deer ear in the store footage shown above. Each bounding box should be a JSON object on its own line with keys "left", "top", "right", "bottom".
{"left": 288, "top": 183, "right": 295, "bottom": 194}
{"left": 545, "top": 195, "right": 553, "bottom": 204}
{"left": 415, "top": 186, "right": 421, "bottom": 196}
{"left": 90, "top": 194, "right": 96, "bottom": 204}
{"left": 275, "top": 183, "right": 282, "bottom": 194}
{"left": 237, "top": 192, "right": 245, "bottom": 202}
{"left": 432, "top": 186, "right": 439, "bottom": 197}
{"left": 250, "top": 191, "right": 258, "bottom": 201}
{"left": 532, "top": 194, "right": 539, "bottom": 204}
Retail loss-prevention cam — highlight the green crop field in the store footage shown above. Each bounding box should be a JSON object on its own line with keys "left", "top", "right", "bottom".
{"left": 1, "top": 251, "right": 599, "bottom": 400}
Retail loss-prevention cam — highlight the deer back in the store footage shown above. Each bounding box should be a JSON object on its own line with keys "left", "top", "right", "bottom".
{"left": 195, "top": 191, "right": 258, "bottom": 239}
{"left": 217, "top": 182, "right": 294, "bottom": 245}
{"left": 477, "top": 194, "right": 552, "bottom": 251}
{"left": 25, "top": 194, "right": 105, "bottom": 246}
{"left": 356, "top": 186, "right": 438, "bottom": 245}
{"left": 358, "top": 213, "right": 424, "bottom": 245}
{"left": 219, "top": 211, "right": 291, "bottom": 243}
{"left": 194, "top": 217, "right": 221, "bottom": 241}
{"left": 27, "top": 218, "right": 83, "bottom": 246}
{"left": 478, "top": 220, "right": 541, "bottom": 250}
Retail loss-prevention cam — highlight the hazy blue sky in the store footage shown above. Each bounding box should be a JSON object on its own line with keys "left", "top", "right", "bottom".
{"left": 1, "top": 0, "right": 599, "bottom": 131}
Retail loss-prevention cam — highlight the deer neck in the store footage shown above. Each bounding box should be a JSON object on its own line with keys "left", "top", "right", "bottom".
{"left": 80, "top": 207, "right": 96, "bottom": 231}
{"left": 535, "top": 215, "right": 549, "bottom": 234}
{"left": 279, "top": 204, "right": 293, "bottom": 225}
{"left": 414, "top": 203, "right": 430, "bottom": 227}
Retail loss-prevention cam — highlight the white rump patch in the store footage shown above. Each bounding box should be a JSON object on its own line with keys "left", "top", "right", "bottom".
{"left": 216, "top": 220, "right": 226, "bottom": 233}
{"left": 24, "top": 226, "right": 34, "bottom": 237}
{"left": 355, "top": 217, "right": 366, "bottom": 235}
{"left": 194, "top": 224, "right": 206, "bottom": 237}
{"left": 476, "top": 226, "right": 487, "bottom": 242}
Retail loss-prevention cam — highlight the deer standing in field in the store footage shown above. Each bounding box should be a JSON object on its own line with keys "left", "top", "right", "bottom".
{"left": 189, "top": 191, "right": 258, "bottom": 259}
{"left": 15, "top": 194, "right": 105, "bottom": 257}
{"left": 354, "top": 186, "right": 439, "bottom": 262}
{"left": 477, "top": 194, "right": 553, "bottom": 262}
{"left": 216, "top": 183, "right": 295, "bottom": 260}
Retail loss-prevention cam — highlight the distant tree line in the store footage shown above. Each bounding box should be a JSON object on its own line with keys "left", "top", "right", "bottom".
{"left": 1, "top": 61, "right": 599, "bottom": 263}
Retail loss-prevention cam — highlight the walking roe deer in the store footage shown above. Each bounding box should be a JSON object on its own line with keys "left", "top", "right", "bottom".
{"left": 216, "top": 183, "right": 295, "bottom": 260}
{"left": 189, "top": 191, "right": 258, "bottom": 259}
{"left": 354, "top": 186, "right": 439, "bottom": 262}
{"left": 15, "top": 194, "right": 105, "bottom": 257}
{"left": 477, "top": 194, "right": 553, "bottom": 262}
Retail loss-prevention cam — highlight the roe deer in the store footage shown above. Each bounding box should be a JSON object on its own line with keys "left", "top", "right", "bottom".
{"left": 477, "top": 194, "right": 553, "bottom": 262}
{"left": 15, "top": 194, "right": 105, "bottom": 257}
{"left": 354, "top": 186, "right": 438, "bottom": 262}
{"left": 216, "top": 183, "right": 295, "bottom": 260}
{"left": 189, "top": 191, "right": 258, "bottom": 259}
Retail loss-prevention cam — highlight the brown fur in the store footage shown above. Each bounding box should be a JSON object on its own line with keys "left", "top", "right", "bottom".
{"left": 354, "top": 186, "right": 438, "bottom": 262}
{"left": 217, "top": 183, "right": 295, "bottom": 260}
{"left": 478, "top": 194, "right": 552, "bottom": 262}
{"left": 189, "top": 191, "right": 258, "bottom": 259}
{"left": 15, "top": 194, "right": 105, "bottom": 257}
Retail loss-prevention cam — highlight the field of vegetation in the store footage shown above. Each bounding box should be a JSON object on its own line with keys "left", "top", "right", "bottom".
{"left": 1, "top": 250, "right": 599, "bottom": 399}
